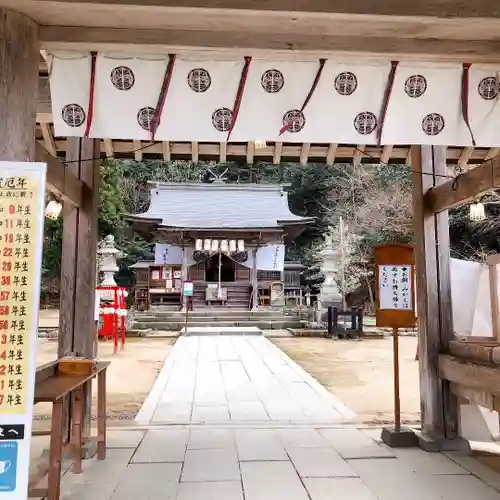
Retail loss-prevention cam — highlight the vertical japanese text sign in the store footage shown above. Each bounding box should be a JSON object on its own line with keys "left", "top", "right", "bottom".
{"left": 375, "top": 244, "right": 416, "bottom": 328}
{"left": 0, "top": 163, "right": 46, "bottom": 498}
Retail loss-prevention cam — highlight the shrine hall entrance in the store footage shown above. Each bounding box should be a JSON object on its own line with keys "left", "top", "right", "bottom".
{"left": 205, "top": 253, "right": 236, "bottom": 282}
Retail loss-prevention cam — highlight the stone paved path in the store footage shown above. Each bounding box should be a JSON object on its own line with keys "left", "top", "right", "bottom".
{"left": 56, "top": 336, "right": 500, "bottom": 499}
{"left": 136, "top": 336, "right": 356, "bottom": 425}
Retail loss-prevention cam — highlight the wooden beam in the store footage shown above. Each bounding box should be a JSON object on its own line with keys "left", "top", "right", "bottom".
{"left": 40, "top": 123, "right": 57, "bottom": 156}
{"left": 103, "top": 138, "right": 114, "bottom": 158}
{"left": 191, "top": 141, "right": 199, "bottom": 163}
{"left": 450, "top": 383, "right": 500, "bottom": 413}
{"left": 35, "top": 142, "right": 82, "bottom": 207}
{"left": 326, "top": 143, "right": 337, "bottom": 166}
{"left": 406, "top": 148, "right": 412, "bottom": 166}
{"left": 412, "top": 145, "right": 459, "bottom": 442}
{"left": 30, "top": 0, "right": 500, "bottom": 18}
{"left": 273, "top": 142, "right": 283, "bottom": 164}
{"left": 246, "top": 141, "right": 255, "bottom": 165}
{"left": 380, "top": 145, "right": 393, "bottom": 165}
{"left": 353, "top": 145, "right": 365, "bottom": 167}
{"left": 162, "top": 141, "right": 171, "bottom": 161}
{"left": 133, "top": 140, "right": 143, "bottom": 161}
{"left": 220, "top": 142, "right": 227, "bottom": 163}
{"left": 440, "top": 354, "right": 500, "bottom": 394}
{"left": 458, "top": 146, "right": 474, "bottom": 169}
{"left": 425, "top": 153, "right": 500, "bottom": 214}
{"left": 300, "top": 143, "right": 310, "bottom": 166}
{"left": 40, "top": 26, "right": 500, "bottom": 60}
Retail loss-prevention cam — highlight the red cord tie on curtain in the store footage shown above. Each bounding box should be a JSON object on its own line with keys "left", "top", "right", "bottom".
{"left": 377, "top": 61, "right": 399, "bottom": 146}
{"left": 151, "top": 54, "right": 177, "bottom": 140}
{"left": 462, "top": 63, "right": 476, "bottom": 147}
{"left": 84, "top": 51, "right": 98, "bottom": 138}
{"left": 227, "top": 56, "right": 252, "bottom": 142}
{"left": 279, "top": 58, "right": 326, "bottom": 136}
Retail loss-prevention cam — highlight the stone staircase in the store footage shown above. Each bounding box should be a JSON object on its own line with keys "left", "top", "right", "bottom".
{"left": 129, "top": 308, "right": 304, "bottom": 334}
{"left": 192, "top": 282, "right": 251, "bottom": 309}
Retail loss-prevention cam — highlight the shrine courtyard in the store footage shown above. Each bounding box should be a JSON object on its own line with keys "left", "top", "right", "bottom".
{"left": 28, "top": 334, "right": 500, "bottom": 500}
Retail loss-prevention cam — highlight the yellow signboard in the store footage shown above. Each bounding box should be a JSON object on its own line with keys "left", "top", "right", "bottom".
{"left": 0, "top": 162, "right": 46, "bottom": 498}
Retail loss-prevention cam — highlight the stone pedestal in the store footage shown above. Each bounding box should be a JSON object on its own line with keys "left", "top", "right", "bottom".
{"left": 381, "top": 426, "right": 419, "bottom": 448}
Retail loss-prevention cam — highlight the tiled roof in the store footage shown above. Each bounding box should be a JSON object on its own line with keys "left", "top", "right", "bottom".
{"left": 129, "top": 183, "right": 312, "bottom": 229}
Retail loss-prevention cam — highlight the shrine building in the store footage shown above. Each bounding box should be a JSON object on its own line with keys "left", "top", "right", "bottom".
{"left": 126, "top": 181, "right": 312, "bottom": 310}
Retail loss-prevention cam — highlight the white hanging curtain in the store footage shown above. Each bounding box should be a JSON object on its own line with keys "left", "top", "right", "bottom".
{"left": 154, "top": 243, "right": 184, "bottom": 265}
{"left": 256, "top": 245, "right": 285, "bottom": 272}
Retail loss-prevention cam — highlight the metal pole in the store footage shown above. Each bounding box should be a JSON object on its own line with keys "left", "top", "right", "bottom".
{"left": 393, "top": 327, "right": 401, "bottom": 432}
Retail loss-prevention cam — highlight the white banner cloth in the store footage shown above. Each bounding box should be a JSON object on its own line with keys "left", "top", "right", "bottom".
{"left": 49, "top": 53, "right": 500, "bottom": 146}
{"left": 256, "top": 245, "right": 285, "bottom": 272}
{"left": 450, "top": 257, "right": 500, "bottom": 337}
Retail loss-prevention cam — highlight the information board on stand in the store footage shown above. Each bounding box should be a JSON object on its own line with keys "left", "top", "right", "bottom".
{"left": 375, "top": 244, "right": 416, "bottom": 329}
{"left": 374, "top": 244, "right": 418, "bottom": 445}
{"left": 0, "top": 163, "right": 46, "bottom": 498}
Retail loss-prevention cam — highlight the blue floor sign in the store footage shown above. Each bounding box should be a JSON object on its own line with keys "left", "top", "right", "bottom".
{"left": 0, "top": 442, "right": 17, "bottom": 492}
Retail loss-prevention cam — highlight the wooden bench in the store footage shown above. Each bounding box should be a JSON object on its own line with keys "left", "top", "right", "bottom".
{"left": 29, "top": 361, "right": 110, "bottom": 500}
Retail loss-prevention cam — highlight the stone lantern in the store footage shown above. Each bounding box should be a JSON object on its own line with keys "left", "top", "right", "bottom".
{"left": 97, "top": 234, "right": 126, "bottom": 286}
{"left": 316, "top": 227, "right": 343, "bottom": 320}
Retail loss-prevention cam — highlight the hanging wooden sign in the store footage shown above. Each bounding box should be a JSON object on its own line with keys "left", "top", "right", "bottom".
{"left": 375, "top": 244, "right": 416, "bottom": 329}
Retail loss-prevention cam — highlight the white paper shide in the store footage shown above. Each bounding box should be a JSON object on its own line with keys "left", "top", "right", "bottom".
{"left": 379, "top": 265, "right": 412, "bottom": 310}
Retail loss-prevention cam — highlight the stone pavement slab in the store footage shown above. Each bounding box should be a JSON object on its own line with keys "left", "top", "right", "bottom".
{"left": 187, "top": 428, "right": 235, "bottom": 450}
{"left": 177, "top": 481, "right": 244, "bottom": 500}
{"left": 110, "top": 463, "right": 181, "bottom": 500}
{"left": 287, "top": 446, "right": 358, "bottom": 478}
{"left": 319, "top": 428, "right": 395, "bottom": 459}
{"left": 240, "top": 461, "right": 310, "bottom": 500}
{"left": 303, "top": 477, "right": 379, "bottom": 500}
{"left": 235, "top": 429, "right": 288, "bottom": 461}
{"left": 131, "top": 429, "right": 188, "bottom": 463}
{"left": 181, "top": 448, "right": 240, "bottom": 482}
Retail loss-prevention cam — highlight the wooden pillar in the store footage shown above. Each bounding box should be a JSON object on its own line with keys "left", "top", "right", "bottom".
{"left": 411, "top": 145, "right": 459, "bottom": 444}
{"left": 0, "top": 9, "right": 39, "bottom": 161}
{"left": 59, "top": 138, "right": 101, "bottom": 358}
{"left": 59, "top": 138, "right": 100, "bottom": 449}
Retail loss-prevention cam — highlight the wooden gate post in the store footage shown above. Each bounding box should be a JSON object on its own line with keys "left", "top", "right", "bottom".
{"left": 0, "top": 9, "right": 39, "bottom": 162}
{"left": 411, "top": 145, "right": 461, "bottom": 449}
{"left": 59, "top": 138, "right": 101, "bottom": 452}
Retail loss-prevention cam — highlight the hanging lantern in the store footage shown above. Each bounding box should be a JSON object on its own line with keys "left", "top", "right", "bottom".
{"left": 470, "top": 203, "right": 486, "bottom": 221}
{"left": 211, "top": 239, "right": 219, "bottom": 251}
{"left": 220, "top": 240, "right": 229, "bottom": 253}
{"left": 203, "top": 239, "right": 212, "bottom": 251}
{"left": 229, "top": 240, "right": 237, "bottom": 253}
{"left": 254, "top": 140, "right": 267, "bottom": 149}
{"left": 44, "top": 200, "right": 63, "bottom": 220}
{"left": 195, "top": 239, "right": 203, "bottom": 251}
{"left": 237, "top": 239, "right": 245, "bottom": 252}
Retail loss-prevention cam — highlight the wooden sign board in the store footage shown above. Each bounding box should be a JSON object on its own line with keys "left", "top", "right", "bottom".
{"left": 375, "top": 244, "right": 416, "bottom": 329}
